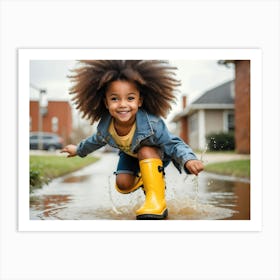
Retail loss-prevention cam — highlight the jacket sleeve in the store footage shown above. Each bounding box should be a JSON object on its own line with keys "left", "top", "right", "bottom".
{"left": 152, "top": 118, "right": 198, "bottom": 173}
{"left": 76, "top": 132, "right": 106, "bottom": 158}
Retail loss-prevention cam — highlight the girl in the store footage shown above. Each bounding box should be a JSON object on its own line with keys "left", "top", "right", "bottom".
{"left": 61, "top": 60, "right": 204, "bottom": 220}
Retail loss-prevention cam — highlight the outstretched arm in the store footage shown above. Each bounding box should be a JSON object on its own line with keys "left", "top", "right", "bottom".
{"left": 152, "top": 118, "right": 204, "bottom": 175}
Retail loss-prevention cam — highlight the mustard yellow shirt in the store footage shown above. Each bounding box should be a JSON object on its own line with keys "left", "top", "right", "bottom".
{"left": 108, "top": 120, "right": 137, "bottom": 158}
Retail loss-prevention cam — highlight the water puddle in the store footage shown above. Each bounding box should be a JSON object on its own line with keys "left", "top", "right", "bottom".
{"left": 103, "top": 172, "right": 248, "bottom": 220}
{"left": 29, "top": 153, "right": 250, "bottom": 220}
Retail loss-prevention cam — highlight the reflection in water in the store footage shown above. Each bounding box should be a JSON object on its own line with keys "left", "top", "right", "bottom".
{"left": 196, "top": 175, "right": 250, "bottom": 220}
{"left": 29, "top": 160, "right": 250, "bottom": 220}
{"left": 62, "top": 175, "right": 91, "bottom": 183}
{"left": 31, "top": 195, "right": 72, "bottom": 219}
{"left": 222, "top": 181, "right": 250, "bottom": 220}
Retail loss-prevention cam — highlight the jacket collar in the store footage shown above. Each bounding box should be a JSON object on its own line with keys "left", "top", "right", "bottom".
{"left": 97, "top": 109, "right": 154, "bottom": 150}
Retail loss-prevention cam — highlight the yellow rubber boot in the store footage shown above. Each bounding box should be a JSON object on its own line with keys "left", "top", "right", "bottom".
{"left": 115, "top": 176, "right": 143, "bottom": 194}
{"left": 135, "top": 158, "right": 168, "bottom": 220}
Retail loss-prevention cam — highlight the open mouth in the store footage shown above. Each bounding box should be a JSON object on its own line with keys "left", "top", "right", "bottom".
{"left": 117, "top": 111, "right": 130, "bottom": 115}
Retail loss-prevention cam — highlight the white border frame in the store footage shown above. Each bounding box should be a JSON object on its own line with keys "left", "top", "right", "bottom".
{"left": 18, "top": 48, "right": 262, "bottom": 232}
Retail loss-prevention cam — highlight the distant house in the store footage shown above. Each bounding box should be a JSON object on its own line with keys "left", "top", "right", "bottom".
{"left": 172, "top": 80, "right": 235, "bottom": 150}
{"left": 30, "top": 100, "right": 73, "bottom": 143}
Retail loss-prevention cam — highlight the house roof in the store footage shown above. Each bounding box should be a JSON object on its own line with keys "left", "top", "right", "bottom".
{"left": 172, "top": 80, "right": 235, "bottom": 122}
{"left": 192, "top": 80, "right": 234, "bottom": 105}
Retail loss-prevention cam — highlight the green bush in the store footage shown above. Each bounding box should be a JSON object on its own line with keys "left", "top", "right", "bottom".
{"left": 29, "top": 167, "right": 50, "bottom": 192}
{"left": 30, "top": 164, "right": 50, "bottom": 193}
{"left": 206, "top": 132, "right": 235, "bottom": 151}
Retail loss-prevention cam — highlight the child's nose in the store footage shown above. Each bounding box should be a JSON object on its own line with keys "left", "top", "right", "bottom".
{"left": 119, "top": 99, "right": 127, "bottom": 106}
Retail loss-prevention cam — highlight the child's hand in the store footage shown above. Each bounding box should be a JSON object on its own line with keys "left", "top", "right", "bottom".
{"left": 61, "top": 144, "right": 78, "bottom": 157}
{"left": 185, "top": 160, "right": 204, "bottom": 176}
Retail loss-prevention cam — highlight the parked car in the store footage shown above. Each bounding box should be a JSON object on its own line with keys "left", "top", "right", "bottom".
{"left": 30, "top": 132, "right": 64, "bottom": 151}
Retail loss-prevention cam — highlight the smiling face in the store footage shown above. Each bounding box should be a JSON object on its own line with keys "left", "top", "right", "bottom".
{"left": 104, "top": 80, "right": 143, "bottom": 126}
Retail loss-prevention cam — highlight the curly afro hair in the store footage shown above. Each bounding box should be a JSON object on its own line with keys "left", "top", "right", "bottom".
{"left": 68, "top": 60, "right": 181, "bottom": 124}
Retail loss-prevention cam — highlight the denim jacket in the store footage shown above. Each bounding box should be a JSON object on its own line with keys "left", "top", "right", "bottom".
{"left": 77, "top": 108, "right": 197, "bottom": 174}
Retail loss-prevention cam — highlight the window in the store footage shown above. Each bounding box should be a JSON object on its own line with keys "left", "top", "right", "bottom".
{"left": 224, "top": 112, "right": 235, "bottom": 132}
{"left": 52, "top": 117, "right": 58, "bottom": 132}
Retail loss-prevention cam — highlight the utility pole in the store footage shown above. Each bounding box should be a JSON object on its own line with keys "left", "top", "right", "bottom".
{"left": 30, "top": 83, "right": 47, "bottom": 150}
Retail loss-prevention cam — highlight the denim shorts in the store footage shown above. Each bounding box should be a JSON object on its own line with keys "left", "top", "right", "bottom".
{"left": 114, "top": 151, "right": 170, "bottom": 176}
{"left": 115, "top": 151, "right": 140, "bottom": 176}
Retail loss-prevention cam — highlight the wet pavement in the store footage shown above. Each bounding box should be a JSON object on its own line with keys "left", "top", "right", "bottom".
{"left": 30, "top": 153, "right": 250, "bottom": 220}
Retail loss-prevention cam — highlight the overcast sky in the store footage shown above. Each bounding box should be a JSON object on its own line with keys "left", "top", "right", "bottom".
{"left": 30, "top": 60, "right": 234, "bottom": 123}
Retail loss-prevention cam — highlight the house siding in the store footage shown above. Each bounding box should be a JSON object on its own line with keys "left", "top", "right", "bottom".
{"left": 205, "top": 110, "right": 224, "bottom": 135}
{"left": 198, "top": 110, "right": 205, "bottom": 149}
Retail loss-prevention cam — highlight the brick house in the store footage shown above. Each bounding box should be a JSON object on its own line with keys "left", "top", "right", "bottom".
{"left": 172, "top": 80, "right": 235, "bottom": 150}
{"left": 30, "top": 100, "right": 73, "bottom": 143}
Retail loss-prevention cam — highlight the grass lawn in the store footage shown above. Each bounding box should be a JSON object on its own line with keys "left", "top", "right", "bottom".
{"left": 30, "top": 155, "right": 99, "bottom": 190}
{"left": 204, "top": 159, "right": 250, "bottom": 179}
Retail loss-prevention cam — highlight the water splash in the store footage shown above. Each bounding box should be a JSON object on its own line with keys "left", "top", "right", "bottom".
{"left": 107, "top": 175, "right": 122, "bottom": 215}
{"left": 192, "top": 176, "right": 199, "bottom": 209}
{"left": 103, "top": 152, "right": 238, "bottom": 220}
{"left": 182, "top": 174, "right": 200, "bottom": 210}
{"left": 107, "top": 175, "right": 144, "bottom": 217}
{"left": 200, "top": 144, "right": 209, "bottom": 164}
